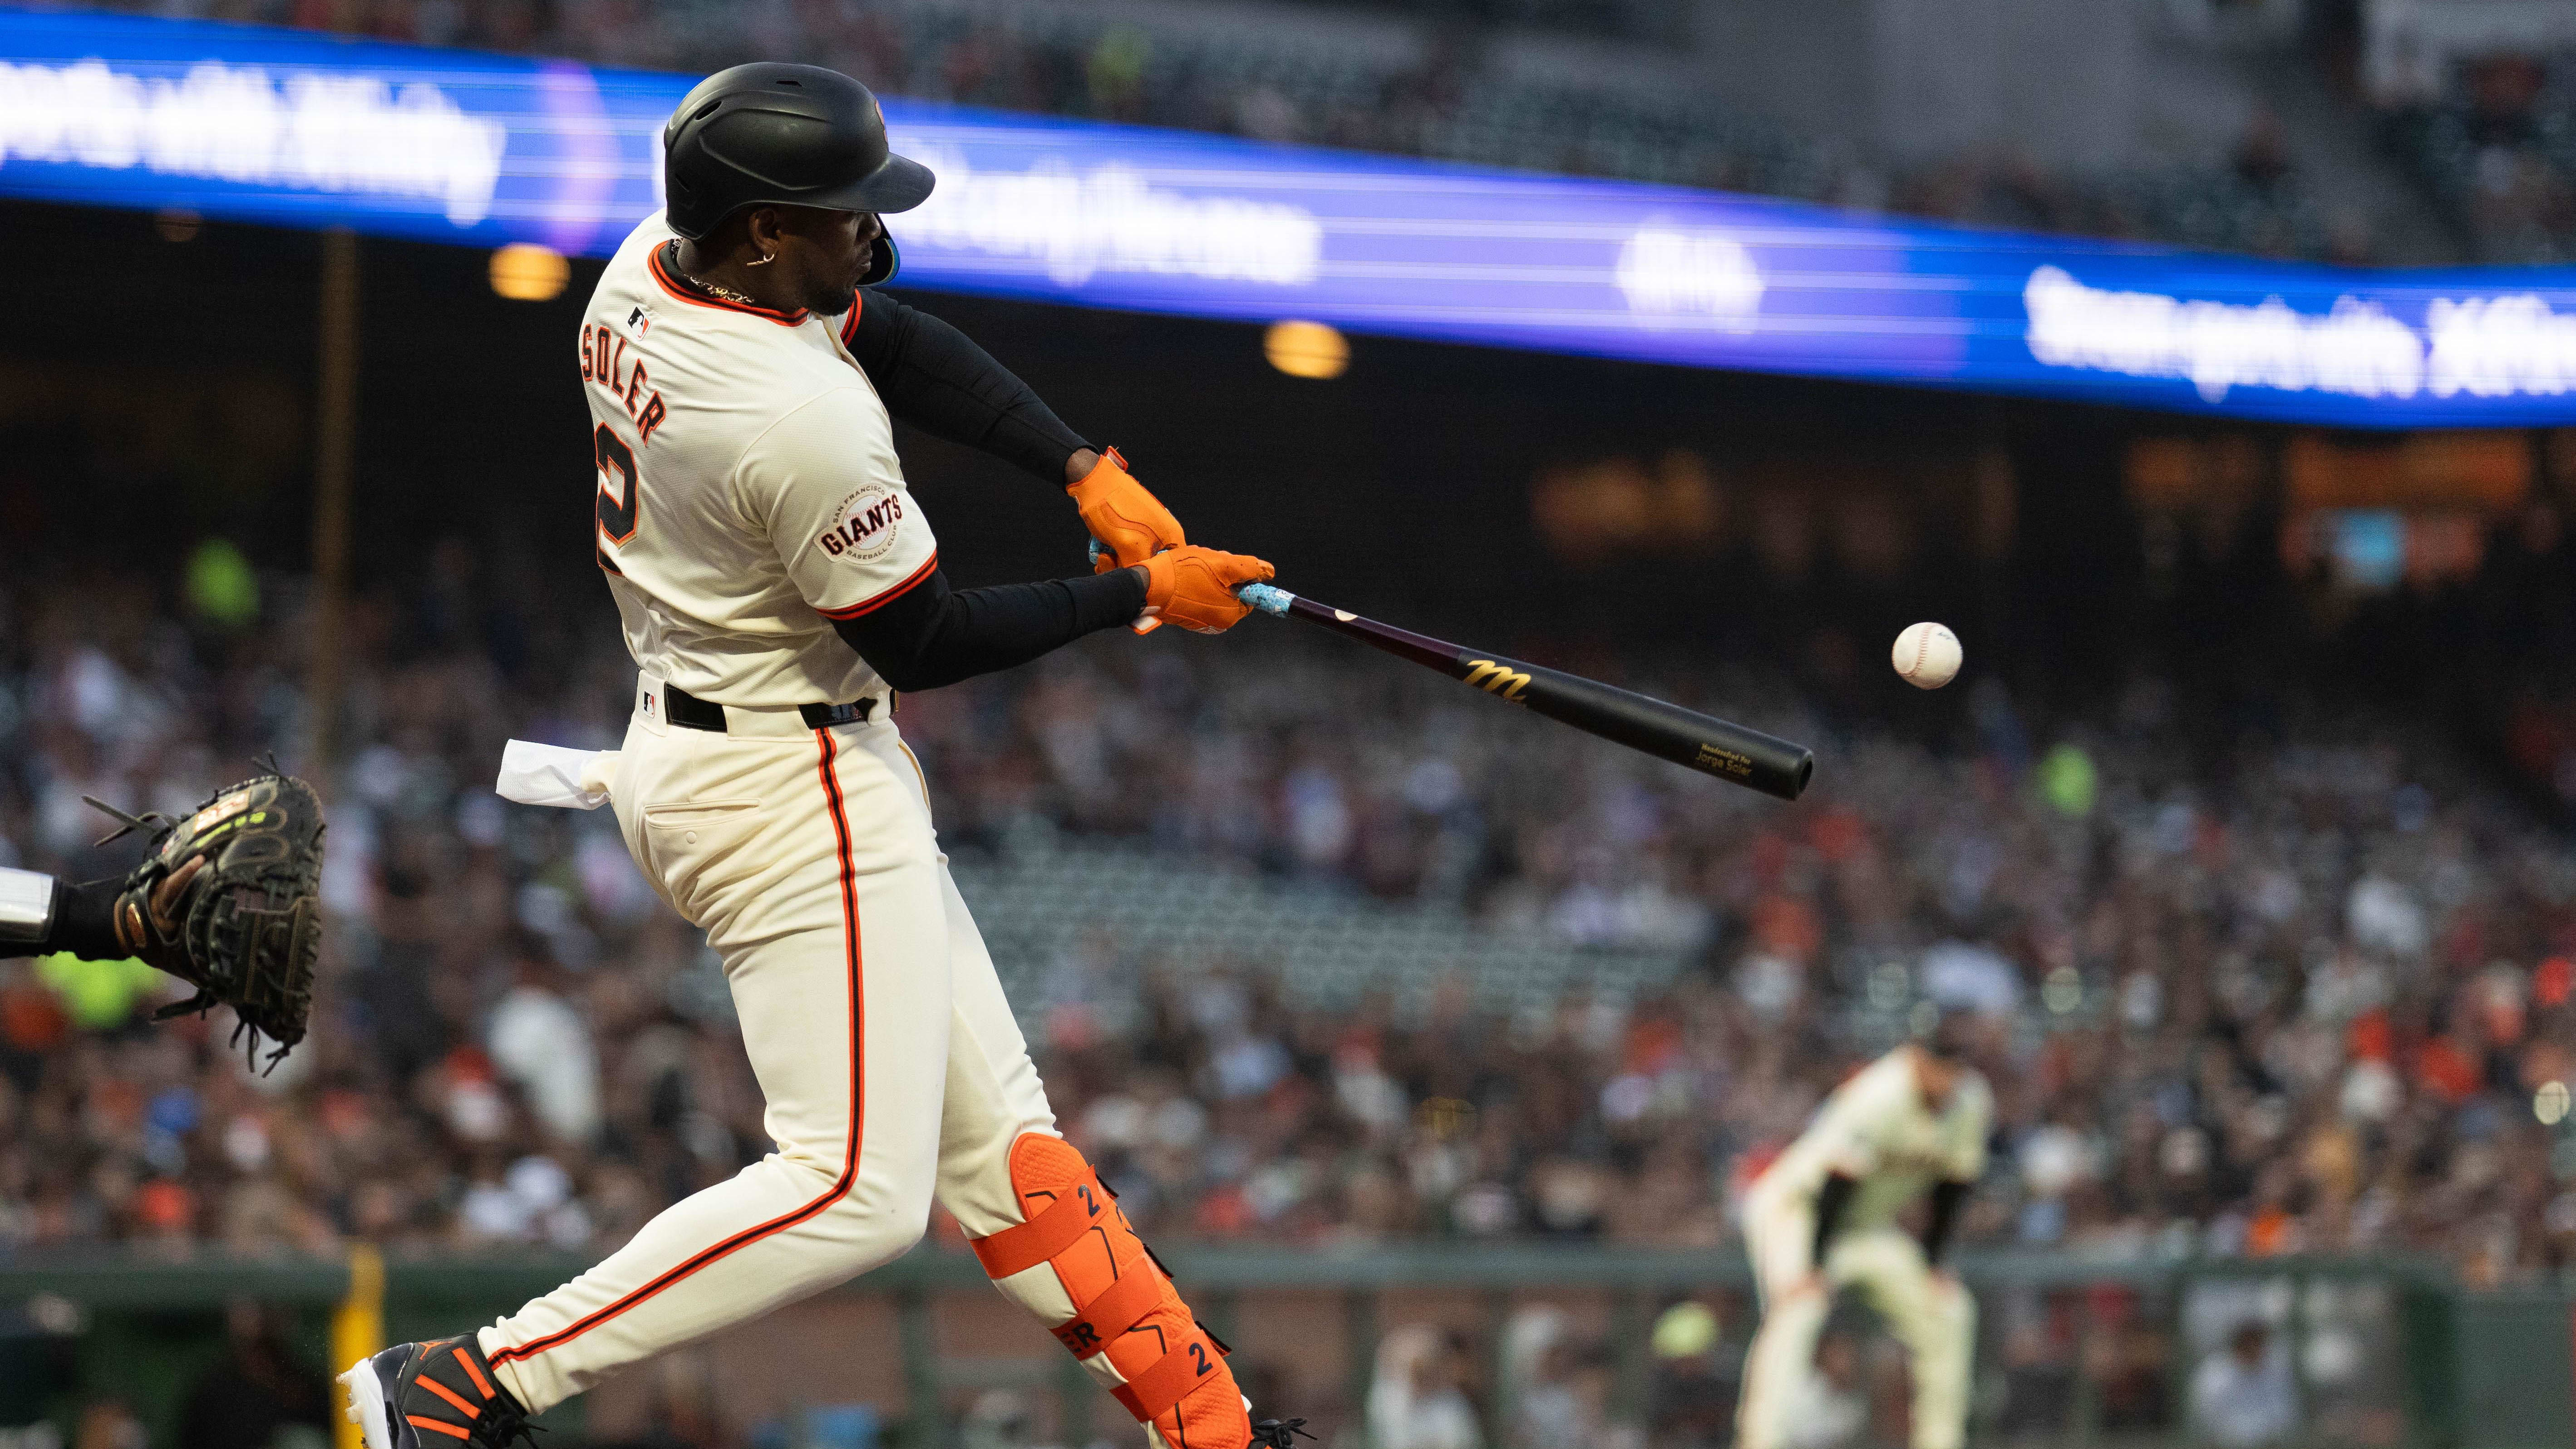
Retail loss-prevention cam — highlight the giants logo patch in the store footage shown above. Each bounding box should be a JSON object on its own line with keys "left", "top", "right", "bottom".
{"left": 817, "top": 485, "right": 905, "bottom": 562}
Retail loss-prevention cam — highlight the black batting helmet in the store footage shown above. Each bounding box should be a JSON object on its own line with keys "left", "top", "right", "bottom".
{"left": 662, "top": 63, "right": 934, "bottom": 279}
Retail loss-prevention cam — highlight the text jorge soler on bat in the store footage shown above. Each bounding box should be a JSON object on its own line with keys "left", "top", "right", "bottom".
{"left": 340, "top": 63, "right": 1304, "bottom": 1449}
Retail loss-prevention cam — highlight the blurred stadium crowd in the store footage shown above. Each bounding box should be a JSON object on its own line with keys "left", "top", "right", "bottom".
{"left": 2380, "top": 49, "right": 2576, "bottom": 262}
{"left": 3, "top": 542, "right": 2574, "bottom": 1295}
{"left": 103, "top": 0, "right": 2353, "bottom": 260}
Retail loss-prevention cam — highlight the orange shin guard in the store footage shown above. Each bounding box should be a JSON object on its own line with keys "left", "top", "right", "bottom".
{"left": 970, "top": 1135, "right": 1249, "bottom": 1448}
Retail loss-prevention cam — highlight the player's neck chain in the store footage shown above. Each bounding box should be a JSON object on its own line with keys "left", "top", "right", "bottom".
{"left": 665, "top": 242, "right": 768, "bottom": 308}
{"left": 684, "top": 267, "right": 765, "bottom": 308}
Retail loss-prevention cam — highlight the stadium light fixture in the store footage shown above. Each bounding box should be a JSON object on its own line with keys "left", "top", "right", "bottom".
{"left": 1265, "top": 320, "right": 1346, "bottom": 379}
{"left": 490, "top": 243, "right": 569, "bottom": 301}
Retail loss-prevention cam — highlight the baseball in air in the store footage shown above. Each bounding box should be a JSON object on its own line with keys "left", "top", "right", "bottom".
{"left": 1892, "top": 622, "right": 1962, "bottom": 689}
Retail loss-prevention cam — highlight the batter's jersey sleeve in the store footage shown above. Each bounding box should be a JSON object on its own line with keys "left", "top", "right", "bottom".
{"left": 736, "top": 386, "right": 941, "bottom": 622}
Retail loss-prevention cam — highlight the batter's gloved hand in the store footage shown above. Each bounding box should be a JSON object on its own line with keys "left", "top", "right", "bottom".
{"left": 1138, "top": 546, "right": 1274, "bottom": 634}
{"left": 89, "top": 768, "right": 325, "bottom": 1073}
{"left": 1069, "top": 448, "right": 1184, "bottom": 572}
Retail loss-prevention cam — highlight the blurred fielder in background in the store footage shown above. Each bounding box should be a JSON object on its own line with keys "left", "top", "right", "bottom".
{"left": 1737, "top": 1023, "right": 1992, "bottom": 1449}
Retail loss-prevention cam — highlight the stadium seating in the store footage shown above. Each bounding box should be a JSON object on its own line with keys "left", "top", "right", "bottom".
{"left": 2380, "top": 50, "right": 2576, "bottom": 262}
{"left": 2, "top": 544, "right": 2570, "bottom": 1289}
{"left": 954, "top": 833, "right": 1693, "bottom": 1034}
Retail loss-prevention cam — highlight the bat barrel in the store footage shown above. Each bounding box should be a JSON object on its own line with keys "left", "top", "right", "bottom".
{"left": 1512, "top": 660, "right": 1813, "bottom": 800}
{"left": 1232, "top": 579, "right": 1816, "bottom": 801}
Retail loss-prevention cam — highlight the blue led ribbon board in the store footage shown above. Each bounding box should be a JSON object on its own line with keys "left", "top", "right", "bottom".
{"left": 5, "top": 7, "right": 2576, "bottom": 426}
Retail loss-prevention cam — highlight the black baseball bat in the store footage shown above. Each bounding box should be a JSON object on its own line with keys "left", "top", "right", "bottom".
{"left": 1236, "top": 582, "right": 1813, "bottom": 801}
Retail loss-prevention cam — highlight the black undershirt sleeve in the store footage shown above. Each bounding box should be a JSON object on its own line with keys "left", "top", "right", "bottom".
{"left": 1813, "top": 1172, "right": 1857, "bottom": 1270}
{"left": 843, "top": 290, "right": 1092, "bottom": 485}
{"left": 32, "top": 877, "right": 123, "bottom": 961}
{"left": 832, "top": 562, "right": 1145, "bottom": 692}
{"left": 1921, "top": 1179, "right": 1971, "bottom": 1265}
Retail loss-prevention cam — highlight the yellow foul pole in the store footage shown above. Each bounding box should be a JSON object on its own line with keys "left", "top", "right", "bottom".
{"left": 331, "top": 1243, "right": 386, "bottom": 1449}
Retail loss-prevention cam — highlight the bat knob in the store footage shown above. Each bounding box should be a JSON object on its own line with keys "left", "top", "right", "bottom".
{"left": 1235, "top": 582, "right": 1294, "bottom": 616}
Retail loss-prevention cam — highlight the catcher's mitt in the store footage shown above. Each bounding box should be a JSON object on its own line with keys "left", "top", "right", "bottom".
{"left": 89, "top": 769, "right": 325, "bottom": 1071}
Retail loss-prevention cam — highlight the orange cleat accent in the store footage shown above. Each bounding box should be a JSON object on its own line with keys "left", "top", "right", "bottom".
{"left": 450, "top": 1346, "right": 496, "bottom": 1400}
{"left": 416, "top": 1378, "right": 481, "bottom": 1419}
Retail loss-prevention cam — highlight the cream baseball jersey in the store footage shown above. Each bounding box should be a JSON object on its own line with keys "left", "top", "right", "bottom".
{"left": 1763, "top": 1048, "right": 1990, "bottom": 1227}
{"left": 580, "top": 214, "right": 937, "bottom": 708}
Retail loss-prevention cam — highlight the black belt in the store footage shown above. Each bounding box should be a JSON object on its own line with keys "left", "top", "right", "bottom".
{"left": 665, "top": 683, "right": 875, "bottom": 733}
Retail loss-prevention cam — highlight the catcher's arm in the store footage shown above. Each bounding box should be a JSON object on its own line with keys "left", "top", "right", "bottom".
{"left": 0, "top": 867, "right": 122, "bottom": 958}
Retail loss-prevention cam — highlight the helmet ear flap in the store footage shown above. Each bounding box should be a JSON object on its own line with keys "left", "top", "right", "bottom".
{"left": 859, "top": 234, "right": 901, "bottom": 287}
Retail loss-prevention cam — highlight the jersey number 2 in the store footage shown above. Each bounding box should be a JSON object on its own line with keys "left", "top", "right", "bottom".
{"left": 594, "top": 424, "right": 640, "bottom": 572}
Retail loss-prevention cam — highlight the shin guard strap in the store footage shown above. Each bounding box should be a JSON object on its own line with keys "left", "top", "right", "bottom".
{"left": 1110, "top": 1326, "right": 1228, "bottom": 1424}
{"left": 1050, "top": 1259, "right": 1166, "bottom": 1359}
{"left": 970, "top": 1169, "right": 1112, "bottom": 1279}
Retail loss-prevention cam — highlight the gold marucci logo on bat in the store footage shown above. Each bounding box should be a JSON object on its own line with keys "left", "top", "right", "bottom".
{"left": 1464, "top": 660, "right": 1532, "bottom": 701}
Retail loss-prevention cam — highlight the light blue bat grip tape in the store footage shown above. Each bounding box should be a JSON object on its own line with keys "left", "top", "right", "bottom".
{"left": 1235, "top": 582, "right": 1295, "bottom": 616}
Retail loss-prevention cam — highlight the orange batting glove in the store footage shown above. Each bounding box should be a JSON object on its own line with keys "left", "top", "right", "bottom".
{"left": 1069, "top": 448, "right": 1184, "bottom": 572}
{"left": 1138, "top": 547, "right": 1275, "bottom": 634}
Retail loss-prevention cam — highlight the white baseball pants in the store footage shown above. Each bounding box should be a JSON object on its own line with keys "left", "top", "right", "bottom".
{"left": 477, "top": 681, "right": 1059, "bottom": 1413}
{"left": 1736, "top": 1175, "right": 1975, "bottom": 1449}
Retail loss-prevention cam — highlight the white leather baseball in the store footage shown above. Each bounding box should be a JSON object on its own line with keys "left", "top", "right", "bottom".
{"left": 1892, "top": 622, "right": 1961, "bottom": 689}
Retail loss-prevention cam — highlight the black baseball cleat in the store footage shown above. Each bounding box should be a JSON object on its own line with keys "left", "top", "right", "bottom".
{"left": 1250, "top": 1418, "right": 1314, "bottom": 1448}
{"left": 340, "top": 1335, "right": 537, "bottom": 1449}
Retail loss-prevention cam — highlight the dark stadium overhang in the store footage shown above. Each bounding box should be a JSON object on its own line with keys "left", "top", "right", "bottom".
{"left": 5, "top": 8, "right": 2575, "bottom": 428}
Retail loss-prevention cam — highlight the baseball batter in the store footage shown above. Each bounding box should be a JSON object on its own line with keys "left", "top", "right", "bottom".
{"left": 343, "top": 64, "right": 1299, "bottom": 1449}
{"left": 1736, "top": 1030, "right": 1991, "bottom": 1449}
